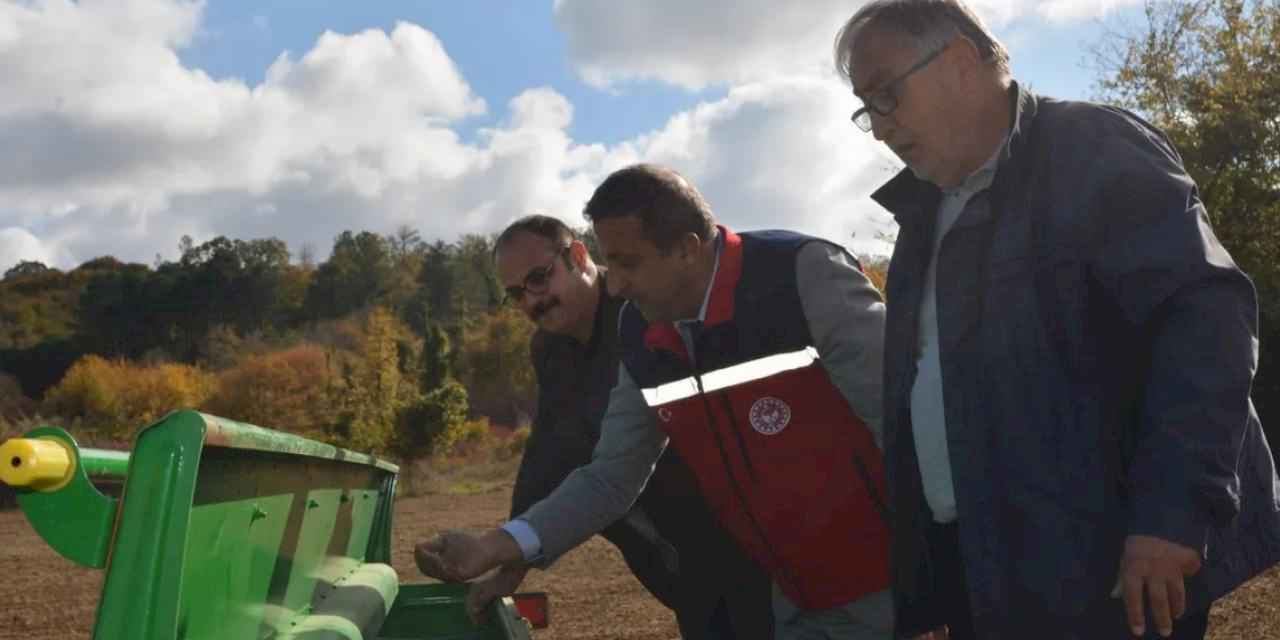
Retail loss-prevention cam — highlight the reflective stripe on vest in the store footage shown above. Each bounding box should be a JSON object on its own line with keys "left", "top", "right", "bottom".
{"left": 639, "top": 347, "right": 818, "bottom": 406}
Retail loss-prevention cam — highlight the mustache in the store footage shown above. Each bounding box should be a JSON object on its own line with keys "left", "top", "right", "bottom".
{"left": 531, "top": 298, "right": 560, "bottom": 321}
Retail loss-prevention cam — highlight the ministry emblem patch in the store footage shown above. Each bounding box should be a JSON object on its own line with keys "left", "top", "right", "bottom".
{"left": 748, "top": 397, "right": 791, "bottom": 435}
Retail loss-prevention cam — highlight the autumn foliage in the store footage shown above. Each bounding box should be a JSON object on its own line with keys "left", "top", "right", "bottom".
{"left": 455, "top": 306, "right": 537, "bottom": 427}
{"left": 43, "top": 355, "right": 216, "bottom": 437}
{"left": 202, "top": 344, "right": 337, "bottom": 441}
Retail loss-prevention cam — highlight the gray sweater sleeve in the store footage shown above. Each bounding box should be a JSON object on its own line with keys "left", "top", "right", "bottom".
{"left": 517, "top": 363, "right": 667, "bottom": 566}
{"left": 796, "top": 241, "right": 887, "bottom": 448}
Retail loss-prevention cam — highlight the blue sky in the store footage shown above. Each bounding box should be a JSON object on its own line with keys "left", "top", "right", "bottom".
{"left": 179, "top": 2, "right": 1131, "bottom": 144}
{"left": 0, "top": 0, "right": 1150, "bottom": 271}
{"left": 178, "top": 2, "right": 726, "bottom": 145}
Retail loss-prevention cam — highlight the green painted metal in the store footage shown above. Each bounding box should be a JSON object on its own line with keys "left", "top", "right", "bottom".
{"left": 346, "top": 488, "right": 381, "bottom": 561}
{"left": 93, "top": 409, "right": 206, "bottom": 639}
{"left": 377, "top": 584, "right": 532, "bottom": 640}
{"left": 92, "top": 409, "right": 403, "bottom": 640}
{"left": 13, "top": 409, "right": 533, "bottom": 640}
{"left": 13, "top": 427, "right": 119, "bottom": 568}
{"left": 178, "top": 494, "right": 295, "bottom": 638}
{"left": 281, "top": 488, "right": 343, "bottom": 614}
{"left": 79, "top": 447, "right": 130, "bottom": 480}
{"left": 366, "top": 473, "right": 399, "bottom": 564}
{"left": 200, "top": 412, "right": 399, "bottom": 474}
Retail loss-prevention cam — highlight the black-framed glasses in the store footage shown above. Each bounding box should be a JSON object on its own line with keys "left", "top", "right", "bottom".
{"left": 851, "top": 45, "right": 948, "bottom": 132}
{"left": 503, "top": 246, "right": 569, "bottom": 304}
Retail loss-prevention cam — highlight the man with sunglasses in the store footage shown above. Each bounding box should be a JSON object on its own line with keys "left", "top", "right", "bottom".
{"left": 833, "top": 1, "right": 1280, "bottom": 639}
{"left": 463, "top": 214, "right": 773, "bottom": 639}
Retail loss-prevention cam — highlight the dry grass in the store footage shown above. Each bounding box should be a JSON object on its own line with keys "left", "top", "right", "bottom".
{"left": 398, "top": 454, "right": 523, "bottom": 497}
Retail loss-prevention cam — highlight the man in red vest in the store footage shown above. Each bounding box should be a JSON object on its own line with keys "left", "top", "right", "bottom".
{"left": 470, "top": 214, "right": 773, "bottom": 638}
{"left": 417, "top": 164, "right": 896, "bottom": 639}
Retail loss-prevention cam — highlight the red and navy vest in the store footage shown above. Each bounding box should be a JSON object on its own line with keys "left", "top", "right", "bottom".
{"left": 619, "top": 227, "right": 892, "bottom": 611}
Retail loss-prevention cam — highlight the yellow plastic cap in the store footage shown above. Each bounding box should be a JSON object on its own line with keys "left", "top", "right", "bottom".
{"left": 0, "top": 438, "right": 74, "bottom": 491}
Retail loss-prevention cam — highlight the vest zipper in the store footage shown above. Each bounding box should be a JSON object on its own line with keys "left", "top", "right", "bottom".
{"left": 715, "top": 391, "right": 759, "bottom": 483}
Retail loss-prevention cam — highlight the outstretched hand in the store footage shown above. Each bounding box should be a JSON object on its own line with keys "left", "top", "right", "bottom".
{"left": 414, "top": 529, "right": 523, "bottom": 583}
{"left": 465, "top": 564, "right": 530, "bottom": 624}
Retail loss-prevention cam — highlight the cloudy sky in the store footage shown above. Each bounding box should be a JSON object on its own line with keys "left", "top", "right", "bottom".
{"left": 0, "top": 0, "right": 1145, "bottom": 272}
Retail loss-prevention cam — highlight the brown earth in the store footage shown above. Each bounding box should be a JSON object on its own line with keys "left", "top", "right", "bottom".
{"left": 1, "top": 488, "right": 1277, "bottom": 639}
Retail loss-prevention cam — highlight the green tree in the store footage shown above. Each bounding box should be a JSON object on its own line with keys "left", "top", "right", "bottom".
{"left": 3, "top": 260, "right": 52, "bottom": 280}
{"left": 329, "top": 307, "right": 416, "bottom": 453}
{"left": 403, "top": 240, "right": 457, "bottom": 338}
{"left": 453, "top": 234, "right": 503, "bottom": 314}
{"left": 455, "top": 306, "right": 537, "bottom": 427}
{"left": 175, "top": 235, "right": 295, "bottom": 338}
{"left": 305, "top": 231, "right": 396, "bottom": 320}
{"left": 386, "top": 225, "right": 426, "bottom": 316}
{"left": 393, "top": 379, "right": 469, "bottom": 492}
{"left": 77, "top": 263, "right": 158, "bottom": 359}
{"left": 419, "top": 322, "right": 452, "bottom": 392}
{"left": 1093, "top": 0, "right": 1280, "bottom": 438}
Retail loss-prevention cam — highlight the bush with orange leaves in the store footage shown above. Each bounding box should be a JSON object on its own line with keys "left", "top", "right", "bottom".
{"left": 42, "top": 355, "right": 216, "bottom": 438}
{"left": 202, "top": 344, "right": 339, "bottom": 442}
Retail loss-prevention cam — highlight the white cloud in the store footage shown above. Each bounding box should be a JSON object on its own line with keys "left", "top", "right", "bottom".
{"left": 630, "top": 78, "right": 901, "bottom": 250}
{"left": 0, "top": 227, "right": 70, "bottom": 268}
{"left": 552, "top": 0, "right": 1142, "bottom": 90}
{"left": 552, "top": 0, "right": 854, "bottom": 90}
{"left": 0, "top": 0, "right": 905, "bottom": 274}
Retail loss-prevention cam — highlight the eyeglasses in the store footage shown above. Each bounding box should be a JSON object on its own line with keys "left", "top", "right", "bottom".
{"left": 503, "top": 246, "right": 569, "bottom": 304}
{"left": 851, "top": 45, "right": 948, "bottom": 132}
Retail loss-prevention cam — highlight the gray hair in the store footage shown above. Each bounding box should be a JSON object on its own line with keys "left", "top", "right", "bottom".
{"left": 834, "top": 0, "right": 1011, "bottom": 84}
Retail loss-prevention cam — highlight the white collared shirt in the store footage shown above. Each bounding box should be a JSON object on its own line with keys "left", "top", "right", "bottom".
{"left": 674, "top": 231, "right": 723, "bottom": 367}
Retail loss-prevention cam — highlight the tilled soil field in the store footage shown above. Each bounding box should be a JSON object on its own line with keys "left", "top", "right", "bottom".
{"left": 1, "top": 487, "right": 1277, "bottom": 639}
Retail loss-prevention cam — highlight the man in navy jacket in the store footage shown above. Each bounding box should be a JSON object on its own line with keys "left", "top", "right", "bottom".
{"left": 834, "top": 0, "right": 1280, "bottom": 637}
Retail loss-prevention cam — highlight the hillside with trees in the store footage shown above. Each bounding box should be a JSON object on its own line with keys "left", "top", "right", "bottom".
{"left": 0, "top": 227, "right": 535, "bottom": 467}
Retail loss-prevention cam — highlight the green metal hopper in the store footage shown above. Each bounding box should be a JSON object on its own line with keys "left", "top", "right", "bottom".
{"left": 0, "top": 410, "right": 543, "bottom": 640}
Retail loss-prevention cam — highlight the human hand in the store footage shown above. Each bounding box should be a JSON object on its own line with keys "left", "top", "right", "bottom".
{"left": 1112, "top": 534, "right": 1203, "bottom": 637}
{"left": 414, "top": 529, "right": 523, "bottom": 583}
{"left": 464, "top": 564, "right": 530, "bottom": 624}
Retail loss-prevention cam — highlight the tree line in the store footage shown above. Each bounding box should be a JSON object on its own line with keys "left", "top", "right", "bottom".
{"left": 0, "top": 227, "right": 537, "bottom": 467}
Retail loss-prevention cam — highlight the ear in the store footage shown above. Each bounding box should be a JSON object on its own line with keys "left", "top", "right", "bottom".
{"left": 677, "top": 232, "right": 704, "bottom": 262}
{"left": 567, "top": 240, "right": 591, "bottom": 272}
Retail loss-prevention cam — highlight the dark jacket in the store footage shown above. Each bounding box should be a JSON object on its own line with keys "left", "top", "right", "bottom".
{"left": 511, "top": 277, "right": 772, "bottom": 638}
{"left": 874, "top": 83, "right": 1280, "bottom": 638}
